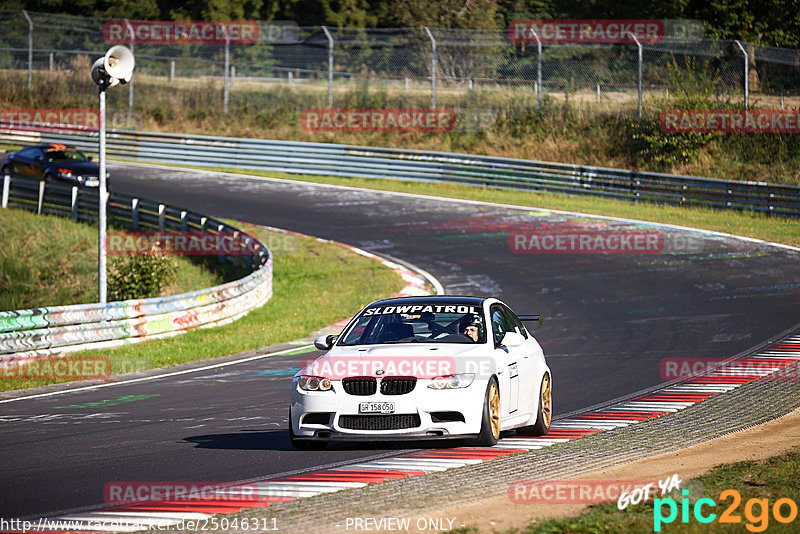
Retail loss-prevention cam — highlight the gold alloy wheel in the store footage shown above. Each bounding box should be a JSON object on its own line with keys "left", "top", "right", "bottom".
{"left": 489, "top": 381, "right": 501, "bottom": 439}
{"left": 541, "top": 374, "right": 552, "bottom": 429}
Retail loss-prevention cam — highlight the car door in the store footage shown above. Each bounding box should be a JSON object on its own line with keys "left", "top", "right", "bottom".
{"left": 502, "top": 305, "right": 536, "bottom": 415}
{"left": 490, "top": 304, "right": 522, "bottom": 414}
{"left": 13, "top": 147, "right": 40, "bottom": 178}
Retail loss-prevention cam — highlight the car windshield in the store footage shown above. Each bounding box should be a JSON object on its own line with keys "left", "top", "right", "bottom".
{"left": 338, "top": 303, "right": 486, "bottom": 345}
{"left": 45, "top": 149, "right": 88, "bottom": 163}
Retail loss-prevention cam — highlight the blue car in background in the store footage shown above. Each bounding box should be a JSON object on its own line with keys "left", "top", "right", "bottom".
{"left": 1, "top": 143, "right": 108, "bottom": 188}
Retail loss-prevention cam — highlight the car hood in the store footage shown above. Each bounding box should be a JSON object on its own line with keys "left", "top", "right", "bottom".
{"left": 297, "top": 343, "right": 493, "bottom": 379}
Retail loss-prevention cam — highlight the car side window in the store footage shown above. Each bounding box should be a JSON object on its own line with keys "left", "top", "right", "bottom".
{"left": 490, "top": 305, "right": 514, "bottom": 346}
{"left": 502, "top": 306, "right": 528, "bottom": 339}
{"left": 17, "top": 147, "right": 39, "bottom": 159}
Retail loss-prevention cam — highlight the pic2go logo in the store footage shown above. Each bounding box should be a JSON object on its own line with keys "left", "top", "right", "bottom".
{"left": 654, "top": 489, "right": 799, "bottom": 532}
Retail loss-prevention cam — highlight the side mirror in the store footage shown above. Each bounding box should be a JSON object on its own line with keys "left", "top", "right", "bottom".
{"left": 500, "top": 331, "right": 525, "bottom": 348}
{"left": 314, "top": 334, "right": 336, "bottom": 351}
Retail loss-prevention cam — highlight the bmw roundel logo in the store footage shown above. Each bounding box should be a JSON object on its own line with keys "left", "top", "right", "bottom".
{"left": 376, "top": 369, "right": 385, "bottom": 375}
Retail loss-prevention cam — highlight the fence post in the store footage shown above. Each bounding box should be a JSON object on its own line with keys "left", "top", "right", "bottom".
{"left": 529, "top": 27, "right": 542, "bottom": 110}
{"left": 170, "top": 60, "right": 175, "bottom": 82}
{"left": 632, "top": 34, "right": 642, "bottom": 119}
{"left": 71, "top": 186, "right": 78, "bottom": 221}
{"left": 22, "top": 10, "right": 32, "bottom": 90}
{"left": 222, "top": 23, "right": 230, "bottom": 114}
{"left": 321, "top": 26, "right": 334, "bottom": 108}
{"left": 424, "top": 27, "right": 436, "bottom": 109}
{"left": 131, "top": 198, "right": 139, "bottom": 229}
{"left": 158, "top": 203, "right": 166, "bottom": 231}
{"left": 2, "top": 174, "right": 9, "bottom": 208}
{"left": 49, "top": 52, "right": 53, "bottom": 72}
{"left": 124, "top": 20, "right": 134, "bottom": 110}
{"left": 37, "top": 180, "right": 45, "bottom": 215}
{"left": 734, "top": 40, "right": 749, "bottom": 109}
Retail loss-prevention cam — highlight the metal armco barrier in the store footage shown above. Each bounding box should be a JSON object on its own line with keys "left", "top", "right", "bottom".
{"left": 1, "top": 128, "right": 798, "bottom": 217}
{"left": 0, "top": 174, "right": 272, "bottom": 359}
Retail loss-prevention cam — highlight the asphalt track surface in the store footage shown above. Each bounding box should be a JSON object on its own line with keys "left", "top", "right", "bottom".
{"left": 2, "top": 162, "right": 800, "bottom": 519}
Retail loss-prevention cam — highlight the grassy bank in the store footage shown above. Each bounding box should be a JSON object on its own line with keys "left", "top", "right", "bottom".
{"left": 516, "top": 446, "right": 800, "bottom": 533}
{"left": 2, "top": 68, "right": 798, "bottom": 185}
{"left": 0, "top": 207, "right": 226, "bottom": 310}
{"left": 0, "top": 224, "right": 405, "bottom": 392}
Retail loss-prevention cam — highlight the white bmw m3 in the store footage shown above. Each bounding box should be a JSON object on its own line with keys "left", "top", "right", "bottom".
{"left": 289, "top": 296, "right": 552, "bottom": 449}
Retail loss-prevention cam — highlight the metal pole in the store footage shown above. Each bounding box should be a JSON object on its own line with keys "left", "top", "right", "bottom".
{"left": 532, "top": 28, "right": 542, "bottom": 109}
{"left": 424, "top": 27, "right": 436, "bottom": 109}
{"left": 321, "top": 26, "right": 334, "bottom": 107}
{"left": 22, "top": 10, "right": 32, "bottom": 90}
{"left": 734, "top": 40, "right": 749, "bottom": 109}
{"left": 98, "top": 87, "right": 107, "bottom": 304}
{"left": 170, "top": 60, "right": 175, "bottom": 82}
{"left": 632, "top": 34, "right": 642, "bottom": 119}
{"left": 125, "top": 20, "right": 134, "bottom": 110}
{"left": 49, "top": 52, "right": 53, "bottom": 72}
{"left": 222, "top": 24, "right": 230, "bottom": 114}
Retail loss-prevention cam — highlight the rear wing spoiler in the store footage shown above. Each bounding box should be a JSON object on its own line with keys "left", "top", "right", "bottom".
{"left": 518, "top": 315, "right": 543, "bottom": 327}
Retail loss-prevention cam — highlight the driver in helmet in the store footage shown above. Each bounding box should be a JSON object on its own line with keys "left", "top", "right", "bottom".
{"left": 462, "top": 315, "right": 482, "bottom": 342}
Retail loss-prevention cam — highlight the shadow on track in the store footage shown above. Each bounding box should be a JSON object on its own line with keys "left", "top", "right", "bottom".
{"left": 183, "top": 430, "right": 511, "bottom": 451}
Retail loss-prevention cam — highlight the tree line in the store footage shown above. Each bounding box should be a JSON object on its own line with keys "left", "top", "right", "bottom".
{"left": 0, "top": 0, "right": 797, "bottom": 47}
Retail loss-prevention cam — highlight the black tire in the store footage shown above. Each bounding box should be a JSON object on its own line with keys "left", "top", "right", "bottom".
{"left": 289, "top": 412, "right": 327, "bottom": 450}
{"left": 43, "top": 173, "right": 54, "bottom": 183}
{"left": 1, "top": 165, "right": 12, "bottom": 177}
{"left": 517, "top": 373, "right": 552, "bottom": 437}
{"left": 475, "top": 378, "right": 501, "bottom": 446}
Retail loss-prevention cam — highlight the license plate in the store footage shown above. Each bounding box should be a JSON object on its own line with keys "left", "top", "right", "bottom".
{"left": 85, "top": 179, "right": 99, "bottom": 187}
{"left": 359, "top": 402, "right": 395, "bottom": 414}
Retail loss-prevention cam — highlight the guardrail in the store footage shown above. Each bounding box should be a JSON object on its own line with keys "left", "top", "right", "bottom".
{"left": 0, "top": 174, "right": 272, "bottom": 359}
{"left": 2, "top": 128, "right": 799, "bottom": 217}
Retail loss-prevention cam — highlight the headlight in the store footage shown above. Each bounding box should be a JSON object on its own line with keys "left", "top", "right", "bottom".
{"left": 57, "top": 168, "right": 73, "bottom": 179}
{"left": 298, "top": 375, "right": 332, "bottom": 391}
{"left": 428, "top": 373, "right": 475, "bottom": 389}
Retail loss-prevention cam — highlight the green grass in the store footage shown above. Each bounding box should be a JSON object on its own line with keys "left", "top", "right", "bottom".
{"left": 203, "top": 168, "right": 800, "bottom": 248}
{"left": 1, "top": 68, "right": 798, "bottom": 185}
{"left": 0, "top": 207, "right": 226, "bottom": 310}
{"left": 0, "top": 224, "right": 405, "bottom": 392}
{"left": 518, "top": 446, "right": 800, "bottom": 533}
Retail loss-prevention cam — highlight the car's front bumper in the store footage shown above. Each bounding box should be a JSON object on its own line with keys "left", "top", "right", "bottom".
{"left": 290, "top": 379, "right": 487, "bottom": 441}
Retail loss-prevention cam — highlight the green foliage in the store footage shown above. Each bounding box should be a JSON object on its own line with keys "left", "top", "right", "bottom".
{"left": 615, "top": 56, "right": 723, "bottom": 171}
{"left": 623, "top": 118, "right": 716, "bottom": 169}
{"left": 108, "top": 251, "right": 178, "bottom": 301}
{"left": 663, "top": 55, "right": 730, "bottom": 110}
